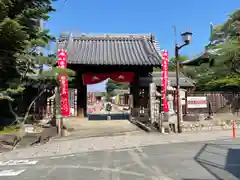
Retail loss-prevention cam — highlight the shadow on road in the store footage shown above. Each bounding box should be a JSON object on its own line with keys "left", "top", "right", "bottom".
{"left": 194, "top": 143, "right": 240, "bottom": 180}
{"left": 182, "top": 179, "right": 216, "bottom": 180}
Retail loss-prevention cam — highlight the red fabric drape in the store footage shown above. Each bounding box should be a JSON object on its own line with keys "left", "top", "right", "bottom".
{"left": 82, "top": 73, "right": 108, "bottom": 85}
{"left": 110, "top": 72, "right": 134, "bottom": 83}
{"left": 82, "top": 72, "right": 134, "bottom": 85}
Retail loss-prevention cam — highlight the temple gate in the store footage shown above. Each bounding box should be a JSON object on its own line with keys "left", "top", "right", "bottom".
{"left": 57, "top": 34, "right": 162, "bottom": 119}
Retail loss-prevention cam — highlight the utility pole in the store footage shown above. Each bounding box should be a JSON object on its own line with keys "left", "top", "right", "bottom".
{"left": 173, "top": 27, "right": 193, "bottom": 133}
{"left": 175, "top": 44, "right": 181, "bottom": 133}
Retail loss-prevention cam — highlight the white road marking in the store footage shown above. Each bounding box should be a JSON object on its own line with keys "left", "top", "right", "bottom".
{"left": 223, "top": 139, "right": 232, "bottom": 142}
{"left": 0, "top": 169, "right": 25, "bottom": 176}
{"left": 135, "top": 146, "right": 148, "bottom": 158}
{"left": 0, "top": 160, "right": 38, "bottom": 166}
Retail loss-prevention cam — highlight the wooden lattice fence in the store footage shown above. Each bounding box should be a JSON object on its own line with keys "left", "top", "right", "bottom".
{"left": 186, "top": 92, "right": 240, "bottom": 115}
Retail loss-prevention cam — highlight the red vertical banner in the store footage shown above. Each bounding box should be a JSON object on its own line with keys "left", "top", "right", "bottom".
{"left": 57, "top": 49, "right": 70, "bottom": 116}
{"left": 161, "top": 50, "right": 169, "bottom": 112}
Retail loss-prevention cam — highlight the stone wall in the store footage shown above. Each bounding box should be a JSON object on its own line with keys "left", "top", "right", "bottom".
{"left": 181, "top": 117, "right": 240, "bottom": 132}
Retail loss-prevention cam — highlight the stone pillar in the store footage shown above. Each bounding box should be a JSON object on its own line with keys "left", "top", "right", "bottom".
{"left": 144, "top": 87, "right": 149, "bottom": 108}
{"left": 167, "top": 94, "right": 174, "bottom": 115}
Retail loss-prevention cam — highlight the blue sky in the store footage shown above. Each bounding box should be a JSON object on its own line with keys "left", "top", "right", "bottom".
{"left": 46, "top": 0, "right": 238, "bottom": 92}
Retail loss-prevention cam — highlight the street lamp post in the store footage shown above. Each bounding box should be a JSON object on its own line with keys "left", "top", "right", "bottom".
{"left": 175, "top": 31, "right": 192, "bottom": 133}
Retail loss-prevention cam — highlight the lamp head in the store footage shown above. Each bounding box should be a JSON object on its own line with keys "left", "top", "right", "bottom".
{"left": 181, "top": 31, "right": 192, "bottom": 44}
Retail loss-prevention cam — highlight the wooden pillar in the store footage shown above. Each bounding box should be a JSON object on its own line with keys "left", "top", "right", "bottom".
{"left": 130, "top": 73, "right": 140, "bottom": 108}
{"left": 184, "top": 89, "right": 188, "bottom": 115}
{"left": 76, "top": 73, "right": 87, "bottom": 118}
{"left": 130, "top": 87, "right": 134, "bottom": 107}
{"left": 144, "top": 87, "right": 149, "bottom": 108}
{"left": 77, "top": 84, "right": 87, "bottom": 118}
{"left": 83, "top": 85, "right": 87, "bottom": 117}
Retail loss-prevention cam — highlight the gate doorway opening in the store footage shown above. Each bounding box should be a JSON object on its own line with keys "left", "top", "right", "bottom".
{"left": 86, "top": 74, "right": 132, "bottom": 120}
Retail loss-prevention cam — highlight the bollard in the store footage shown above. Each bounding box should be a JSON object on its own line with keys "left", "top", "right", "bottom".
{"left": 232, "top": 120, "right": 236, "bottom": 139}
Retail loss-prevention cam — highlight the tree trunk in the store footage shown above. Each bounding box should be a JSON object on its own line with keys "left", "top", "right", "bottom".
{"left": 23, "top": 89, "right": 45, "bottom": 124}
{"left": 7, "top": 100, "right": 22, "bottom": 125}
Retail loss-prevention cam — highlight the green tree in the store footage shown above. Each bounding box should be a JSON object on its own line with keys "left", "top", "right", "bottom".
{"left": 105, "top": 79, "right": 129, "bottom": 99}
{"left": 0, "top": 0, "right": 75, "bottom": 124}
{"left": 153, "top": 55, "right": 199, "bottom": 80}
{"left": 0, "top": 0, "right": 55, "bottom": 100}
{"left": 168, "top": 55, "right": 188, "bottom": 71}
{"left": 203, "top": 9, "right": 240, "bottom": 90}
{"left": 153, "top": 55, "right": 188, "bottom": 71}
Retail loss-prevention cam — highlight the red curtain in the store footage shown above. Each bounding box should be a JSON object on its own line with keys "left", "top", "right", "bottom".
{"left": 82, "top": 72, "right": 134, "bottom": 85}
{"left": 110, "top": 72, "right": 134, "bottom": 83}
{"left": 82, "top": 73, "right": 108, "bottom": 85}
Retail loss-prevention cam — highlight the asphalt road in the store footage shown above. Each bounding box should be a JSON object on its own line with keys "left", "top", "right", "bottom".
{"left": 1, "top": 138, "right": 240, "bottom": 180}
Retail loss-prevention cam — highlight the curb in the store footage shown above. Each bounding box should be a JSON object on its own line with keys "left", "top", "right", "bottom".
{"left": 128, "top": 118, "right": 151, "bottom": 132}
{"left": 134, "top": 121, "right": 151, "bottom": 132}
{"left": 52, "top": 130, "right": 144, "bottom": 141}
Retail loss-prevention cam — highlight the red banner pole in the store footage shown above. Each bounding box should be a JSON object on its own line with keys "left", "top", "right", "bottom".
{"left": 161, "top": 50, "right": 169, "bottom": 113}
{"left": 57, "top": 49, "right": 70, "bottom": 117}
{"left": 232, "top": 120, "right": 236, "bottom": 138}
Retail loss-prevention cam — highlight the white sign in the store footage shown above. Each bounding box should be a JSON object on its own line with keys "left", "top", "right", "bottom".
{"left": 180, "top": 89, "right": 186, "bottom": 105}
{"left": 0, "top": 169, "right": 25, "bottom": 176}
{"left": 187, "top": 96, "right": 207, "bottom": 108}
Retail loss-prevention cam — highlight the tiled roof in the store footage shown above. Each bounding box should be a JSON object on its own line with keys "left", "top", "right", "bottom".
{"left": 181, "top": 49, "right": 219, "bottom": 66}
{"left": 139, "top": 72, "right": 195, "bottom": 87}
{"left": 57, "top": 34, "right": 162, "bottom": 65}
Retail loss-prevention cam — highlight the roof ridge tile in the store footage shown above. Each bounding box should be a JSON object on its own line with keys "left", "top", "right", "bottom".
{"left": 57, "top": 33, "right": 162, "bottom": 65}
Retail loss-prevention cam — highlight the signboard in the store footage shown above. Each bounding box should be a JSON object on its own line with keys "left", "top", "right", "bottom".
{"left": 161, "top": 50, "right": 169, "bottom": 112}
{"left": 187, "top": 96, "right": 207, "bottom": 108}
{"left": 180, "top": 89, "right": 186, "bottom": 105}
{"left": 87, "top": 92, "right": 96, "bottom": 105}
{"left": 57, "top": 49, "right": 70, "bottom": 116}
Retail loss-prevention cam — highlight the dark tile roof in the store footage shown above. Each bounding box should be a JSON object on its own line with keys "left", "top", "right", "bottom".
{"left": 57, "top": 34, "right": 162, "bottom": 65}
{"left": 181, "top": 49, "right": 219, "bottom": 66}
{"left": 139, "top": 71, "right": 195, "bottom": 87}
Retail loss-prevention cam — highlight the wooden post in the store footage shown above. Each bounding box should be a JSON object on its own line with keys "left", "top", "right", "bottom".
{"left": 131, "top": 73, "right": 140, "bottom": 109}
{"left": 185, "top": 90, "right": 188, "bottom": 115}
{"left": 77, "top": 86, "right": 86, "bottom": 118}
{"left": 76, "top": 73, "right": 87, "bottom": 118}
{"left": 232, "top": 120, "right": 236, "bottom": 138}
